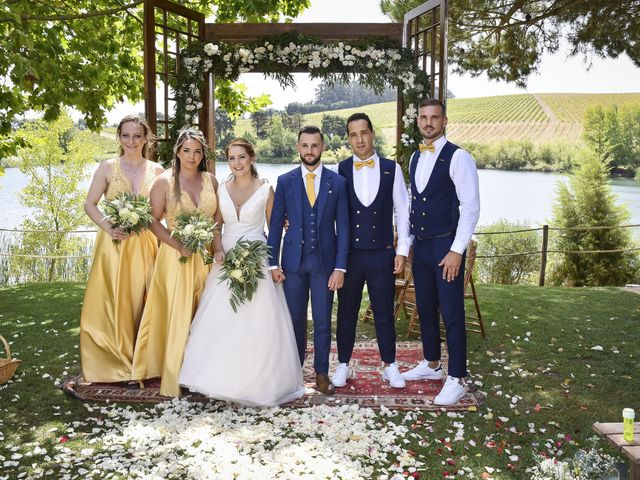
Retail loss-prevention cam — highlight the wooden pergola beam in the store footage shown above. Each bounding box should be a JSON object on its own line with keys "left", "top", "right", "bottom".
{"left": 205, "top": 23, "right": 403, "bottom": 44}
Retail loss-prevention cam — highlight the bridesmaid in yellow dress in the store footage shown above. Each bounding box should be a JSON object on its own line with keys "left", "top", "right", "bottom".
{"left": 80, "top": 116, "right": 164, "bottom": 383}
{"left": 131, "top": 129, "right": 223, "bottom": 397}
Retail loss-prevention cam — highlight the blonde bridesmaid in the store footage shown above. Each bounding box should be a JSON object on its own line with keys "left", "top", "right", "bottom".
{"left": 131, "top": 129, "right": 222, "bottom": 397}
{"left": 80, "top": 116, "right": 164, "bottom": 383}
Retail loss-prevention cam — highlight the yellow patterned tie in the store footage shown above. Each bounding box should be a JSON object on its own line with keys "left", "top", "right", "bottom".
{"left": 354, "top": 158, "right": 375, "bottom": 170}
{"left": 306, "top": 172, "right": 316, "bottom": 207}
{"left": 419, "top": 143, "right": 436, "bottom": 153}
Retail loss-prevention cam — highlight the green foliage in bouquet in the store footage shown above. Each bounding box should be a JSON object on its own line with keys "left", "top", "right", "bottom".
{"left": 170, "top": 211, "right": 218, "bottom": 264}
{"left": 218, "top": 238, "right": 269, "bottom": 312}
{"left": 100, "top": 192, "right": 154, "bottom": 245}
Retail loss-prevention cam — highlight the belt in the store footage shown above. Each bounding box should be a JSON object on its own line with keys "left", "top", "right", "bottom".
{"left": 415, "top": 232, "right": 453, "bottom": 241}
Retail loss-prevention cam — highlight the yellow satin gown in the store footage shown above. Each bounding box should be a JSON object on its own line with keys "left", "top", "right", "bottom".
{"left": 131, "top": 172, "right": 217, "bottom": 397}
{"left": 80, "top": 158, "right": 159, "bottom": 383}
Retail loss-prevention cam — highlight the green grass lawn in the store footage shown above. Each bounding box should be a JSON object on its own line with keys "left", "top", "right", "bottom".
{"left": 1, "top": 283, "right": 639, "bottom": 478}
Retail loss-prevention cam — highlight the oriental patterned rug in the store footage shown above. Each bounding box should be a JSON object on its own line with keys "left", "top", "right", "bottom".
{"left": 60, "top": 341, "right": 482, "bottom": 411}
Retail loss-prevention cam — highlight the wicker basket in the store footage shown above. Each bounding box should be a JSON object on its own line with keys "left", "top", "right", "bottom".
{"left": 0, "top": 334, "right": 21, "bottom": 384}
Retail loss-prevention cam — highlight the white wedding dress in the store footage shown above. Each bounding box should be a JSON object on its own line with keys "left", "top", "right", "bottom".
{"left": 179, "top": 181, "right": 305, "bottom": 407}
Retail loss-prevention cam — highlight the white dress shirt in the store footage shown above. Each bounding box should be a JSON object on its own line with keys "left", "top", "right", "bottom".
{"left": 410, "top": 136, "right": 480, "bottom": 255}
{"left": 352, "top": 152, "right": 411, "bottom": 257}
{"left": 301, "top": 163, "right": 323, "bottom": 193}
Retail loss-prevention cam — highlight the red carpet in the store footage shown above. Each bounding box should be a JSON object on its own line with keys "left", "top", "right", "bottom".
{"left": 61, "top": 342, "right": 482, "bottom": 411}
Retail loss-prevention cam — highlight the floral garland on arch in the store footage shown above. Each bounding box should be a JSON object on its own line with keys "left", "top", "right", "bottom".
{"left": 165, "top": 31, "right": 430, "bottom": 166}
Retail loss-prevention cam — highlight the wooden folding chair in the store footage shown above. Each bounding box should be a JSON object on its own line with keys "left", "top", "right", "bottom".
{"left": 404, "top": 239, "right": 485, "bottom": 339}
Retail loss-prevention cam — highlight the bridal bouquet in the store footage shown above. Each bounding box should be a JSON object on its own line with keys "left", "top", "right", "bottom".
{"left": 170, "top": 211, "right": 218, "bottom": 264}
{"left": 218, "top": 238, "right": 269, "bottom": 312}
{"left": 100, "top": 192, "right": 154, "bottom": 245}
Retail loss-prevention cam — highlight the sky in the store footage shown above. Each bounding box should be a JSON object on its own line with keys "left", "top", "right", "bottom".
{"left": 108, "top": 0, "right": 640, "bottom": 121}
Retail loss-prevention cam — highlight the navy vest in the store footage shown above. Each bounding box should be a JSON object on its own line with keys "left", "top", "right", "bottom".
{"left": 301, "top": 186, "right": 320, "bottom": 259}
{"left": 339, "top": 157, "right": 395, "bottom": 250}
{"left": 409, "top": 141, "right": 460, "bottom": 237}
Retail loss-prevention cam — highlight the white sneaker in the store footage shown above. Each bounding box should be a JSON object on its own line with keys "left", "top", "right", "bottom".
{"left": 401, "top": 360, "right": 444, "bottom": 381}
{"left": 382, "top": 362, "right": 406, "bottom": 388}
{"left": 332, "top": 363, "right": 351, "bottom": 387}
{"left": 433, "top": 376, "right": 466, "bottom": 405}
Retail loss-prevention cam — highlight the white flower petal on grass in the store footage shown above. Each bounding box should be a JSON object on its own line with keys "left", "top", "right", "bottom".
{"left": 51, "top": 400, "right": 420, "bottom": 479}
{"left": 590, "top": 345, "right": 604, "bottom": 351}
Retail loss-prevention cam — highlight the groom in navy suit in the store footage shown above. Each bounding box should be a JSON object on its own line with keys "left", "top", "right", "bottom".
{"left": 267, "top": 126, "right": 349, "bottom": 395}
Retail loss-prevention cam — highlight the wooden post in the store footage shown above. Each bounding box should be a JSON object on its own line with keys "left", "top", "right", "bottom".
{"left": 539, "top": 224, "right": 549, "bottom": 286}
{"left": 143, "top": 0, "right": 157, "bottom": 156}
{"left": 207, "top": 72, "right": 216, "bottom": 173}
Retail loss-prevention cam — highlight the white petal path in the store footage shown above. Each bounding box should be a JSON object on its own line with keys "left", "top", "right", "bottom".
{"left": 5, "top": 399, "right": 423, "bottom": 479}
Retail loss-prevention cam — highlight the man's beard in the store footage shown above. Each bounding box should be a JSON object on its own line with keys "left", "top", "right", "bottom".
{"left": 300, "top": 152, "right": 322, "bottom": 167}
{"left": 421, "top": 127, "right": 442, "bottom": 141}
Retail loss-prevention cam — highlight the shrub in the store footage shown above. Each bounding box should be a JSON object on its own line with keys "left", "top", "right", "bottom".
{"left": 475, "top": 220, "right": 541, "bottom": 285}
{"left": 549, "top": 149, "right": 640, "bottom": 286}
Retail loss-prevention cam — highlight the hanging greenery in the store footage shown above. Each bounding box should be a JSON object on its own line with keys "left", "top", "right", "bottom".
{"left": 165, "top": 31, "right": 429, "bottom": 166}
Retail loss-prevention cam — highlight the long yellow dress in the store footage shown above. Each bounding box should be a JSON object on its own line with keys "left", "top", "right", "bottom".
{"left": 80, "top": 159, "right": 159, "bottom": 383}
{"left": 131, "top": 172, "right": 217, "bottom": 397}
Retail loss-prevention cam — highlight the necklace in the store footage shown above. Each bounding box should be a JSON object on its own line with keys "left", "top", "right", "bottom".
{"left": 121, "top": 158, "right": 145, "bottom": 178}
{"left": 230, "top": 179, "right": 258, "bottom": 208}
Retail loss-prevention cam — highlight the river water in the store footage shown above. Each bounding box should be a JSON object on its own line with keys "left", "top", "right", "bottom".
{"left": 1, "top": 163, "right": 639, "bottom": 232}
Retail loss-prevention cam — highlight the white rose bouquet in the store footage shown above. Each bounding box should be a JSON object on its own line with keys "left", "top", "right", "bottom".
{"left": 100, "top": 192, "right": 154, "bottom": 245}
{"left": 170, "top": 211, "right": 218, "bottom": 264}
{"left": 218, "top": 238, "right": 269, "bottom": 312}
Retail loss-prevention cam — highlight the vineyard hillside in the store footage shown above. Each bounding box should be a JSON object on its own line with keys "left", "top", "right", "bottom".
{"left": 234, "top": 92, "right": 640, "bottom": 147}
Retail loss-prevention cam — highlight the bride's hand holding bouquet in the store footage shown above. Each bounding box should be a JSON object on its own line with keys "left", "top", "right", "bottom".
{"left": 218, "top": 238, "right": 269, "bottom": 312}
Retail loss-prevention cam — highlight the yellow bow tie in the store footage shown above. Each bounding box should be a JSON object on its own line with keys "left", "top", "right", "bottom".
{"left": 419, "top": 143, "right": 435, "bottom": 153}
{"left": 354, "top": 158, "right": 375, "bottom": 170}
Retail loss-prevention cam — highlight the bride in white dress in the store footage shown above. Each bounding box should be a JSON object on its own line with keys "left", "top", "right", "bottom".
{"left": 179, "top": 138, "right": 305, "bottom": 407}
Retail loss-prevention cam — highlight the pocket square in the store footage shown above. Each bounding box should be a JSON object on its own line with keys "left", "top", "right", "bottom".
{"left": 383, "top": 170, "right": 391, "bottom": 175}
{"left": 438, "top": 158, "right": 445, "bottom": 162}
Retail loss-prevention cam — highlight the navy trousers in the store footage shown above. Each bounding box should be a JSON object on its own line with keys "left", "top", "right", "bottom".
{"left": 336, "top": 248, "right": 396, "bottom": 364}
{"left": 283, "top": 252, "right": 334, "bottom": 374}
{"left": 412, "top": 235, "right": 467, "bottom": 378}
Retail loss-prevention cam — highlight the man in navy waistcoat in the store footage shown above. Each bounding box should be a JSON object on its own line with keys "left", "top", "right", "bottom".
{"left": 401, "top": 98, "right": 480, "bottom": 405}
{"left": 267, "top": 126, "right": 349, "bottom": 395}
{"left": 332, "top": 113, "right": 411, "bottom": 389}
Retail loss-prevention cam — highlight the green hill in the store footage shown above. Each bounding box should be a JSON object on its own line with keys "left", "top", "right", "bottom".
{"left": 234, "top": 92, "right": 640, "bottom": 147}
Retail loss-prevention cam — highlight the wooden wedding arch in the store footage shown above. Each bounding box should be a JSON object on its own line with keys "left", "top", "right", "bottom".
{"left": 142, "top": 0, "right": 449, "bottom": 166}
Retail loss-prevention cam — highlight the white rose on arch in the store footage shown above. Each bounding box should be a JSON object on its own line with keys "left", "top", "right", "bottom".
{"left": 203, "top": 43, "right": 219, "bottom": 56}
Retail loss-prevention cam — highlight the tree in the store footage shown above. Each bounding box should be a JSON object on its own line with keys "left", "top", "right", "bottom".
{"left": 321, "top": 114, "right": 346, "bottom": 138}
{"left": 268, "top": 115, "right": 297, "bottom": 159}
{"left": 215, "top": 108, "right": 236, "bottom": 157}
{"left": 9, "top": 112, "right": 98, "bottom": 282}
{"left": 0, "top": 0, "right": 310, "bottom": 153}
{"left": 549, "top": 150, "right": 639, "bottom": 286}
{"left": 582, "top": 104, "right": 640, "bottom": 174}
{"left": 251, "top": 109, "right": 277, "bottom": 140}
{"left": 380, "top": 0, "right": 640, "bottom": 88}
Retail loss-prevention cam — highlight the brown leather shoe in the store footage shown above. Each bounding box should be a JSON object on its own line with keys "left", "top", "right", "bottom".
{"left": 315, "top": 373, "right": 336, "bottom": 395}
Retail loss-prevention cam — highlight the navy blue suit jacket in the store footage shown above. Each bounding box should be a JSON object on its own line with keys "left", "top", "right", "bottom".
{"left": 267, "top": 166, "right": 349, "bottom": 275}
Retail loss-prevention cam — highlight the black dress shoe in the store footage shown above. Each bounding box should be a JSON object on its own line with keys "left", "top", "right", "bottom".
{"left": 315, "top": 373, "right": 336, "bottom": 395}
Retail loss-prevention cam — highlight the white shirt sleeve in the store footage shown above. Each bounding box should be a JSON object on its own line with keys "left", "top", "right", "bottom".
{"left": 392, "top": 163, "right": 411, "bottom": 257}
{"left": 449, "top": 148, "right": 480, "bottom": 254}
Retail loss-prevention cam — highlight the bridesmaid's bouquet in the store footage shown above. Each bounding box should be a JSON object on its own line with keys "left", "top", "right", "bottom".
{"left": 100, "top": 192, "right": 154, "bottom": 245}
{"left": 218, "top": 238, "right": 269, "bottom": 312}
{"left": 171, "top": 211, "right": 218, "bottom": 264}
